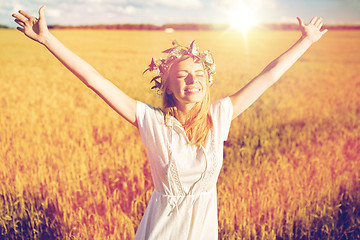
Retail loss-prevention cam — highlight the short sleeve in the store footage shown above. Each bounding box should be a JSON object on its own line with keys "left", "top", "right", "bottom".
{"left": 211, "top": 97, "right": 233, "bottom": 141}
{"left": 136, "top": 101, "right": 164, "bottom": 146}
{"left": 136, "top": 101, "right": 147, "bottom": 145}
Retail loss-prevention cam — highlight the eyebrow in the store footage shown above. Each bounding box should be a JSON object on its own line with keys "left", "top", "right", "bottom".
{"left": 177, "top": 69, "right": 204, "bottom": 73}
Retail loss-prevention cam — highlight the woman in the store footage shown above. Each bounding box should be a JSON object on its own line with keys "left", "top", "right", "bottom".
{"left": 12, "top": 6, "right": 327, "bottom": 239}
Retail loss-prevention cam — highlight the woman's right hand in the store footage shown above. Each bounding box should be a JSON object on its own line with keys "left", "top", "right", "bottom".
{"left": 12, "top": 5, "right": 49, "bottom": 44}
{"left": 12, "top": 6, "right": 138, "bottom": 126}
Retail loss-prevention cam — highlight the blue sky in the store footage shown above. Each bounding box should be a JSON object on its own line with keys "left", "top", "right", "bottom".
{"left": 1, "top": 0, "right": 360, "bottom": 27}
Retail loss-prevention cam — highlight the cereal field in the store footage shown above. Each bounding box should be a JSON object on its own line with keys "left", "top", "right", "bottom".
{"left": 0, "top": 29, "right": 359, "bottom": 239}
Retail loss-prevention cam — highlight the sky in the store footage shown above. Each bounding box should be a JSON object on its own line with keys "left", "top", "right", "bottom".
{"left": 1, "top": 0, "right": 360, "bottom": 28}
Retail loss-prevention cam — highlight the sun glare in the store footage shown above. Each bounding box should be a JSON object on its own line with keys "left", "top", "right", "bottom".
{"left": 230, "top": 5, "right": 257, "bottom": 33}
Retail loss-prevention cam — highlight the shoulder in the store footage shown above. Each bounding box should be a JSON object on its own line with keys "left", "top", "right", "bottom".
{"left": 211, "top": 97, "right": 233, "bottom": 117}
{"left": 136, "top": 101, "right": 168, "bottom": 145}
{"left": 210, "top": 97, "right": 234, "bottom": 141}
{"left": 137, "top": 101, "right": 163, "bottom": 115}
{"left": 136, "top": 101, "right": 165, "bottom": 127}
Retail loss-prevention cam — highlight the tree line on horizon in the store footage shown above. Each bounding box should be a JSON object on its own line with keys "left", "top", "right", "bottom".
{"left": 1, "top": 23, "right": 360, "bottom": 30}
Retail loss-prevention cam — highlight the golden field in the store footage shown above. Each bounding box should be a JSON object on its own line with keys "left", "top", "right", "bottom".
{"left": 0, "top": 29, "right": 359, "bottom": 239}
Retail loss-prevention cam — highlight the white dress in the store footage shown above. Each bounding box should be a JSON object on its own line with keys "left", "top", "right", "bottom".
{"left": 134, "top": 97, "right": 233, "bottom": 240}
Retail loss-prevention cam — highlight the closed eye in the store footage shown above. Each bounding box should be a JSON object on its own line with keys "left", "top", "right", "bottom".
{"left": 177, "top": 74, "right": 188, "bottom": 78}
{"left": 195, "top": 70, "right": 205, "bottom": 77}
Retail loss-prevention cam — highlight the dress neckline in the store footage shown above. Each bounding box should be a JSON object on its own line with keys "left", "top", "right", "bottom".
{"left": 167, "top": 119, "right": 215, "bottom": 194}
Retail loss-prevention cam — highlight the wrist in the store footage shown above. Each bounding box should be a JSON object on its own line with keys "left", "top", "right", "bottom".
{"left": 299, "top": 35, "right": 313, "bottom": 46}
{"left": 39, "top": 31, "right": 52, "bottom": 46}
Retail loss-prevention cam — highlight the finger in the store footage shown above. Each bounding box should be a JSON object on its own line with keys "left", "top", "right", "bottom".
{"left": 18, "top": 10, "right": 34, "bottom": 20}
{"left": 321, "top": 29, "right": 328, "bottom": 35}
{"left": 16, "top": 27, "right": 25, "bottom": 33}
{"left": 315, "top": 17, "right": 322, "bottom": 27}
{"left": 310, "top": 17, "right": 317, "bottom": 25}
{"left": 318, "top": 22, "right": 323, "bottom": 29}
{"left": 14, "top": 19, "right": 25, "bottom": 27}
{"left": 39, "top": 5, "right": 46, "bottom": 20}
{"left": 12, "top": 13, "right": 27, "bottom": 22}
{"left": 31, "top": 18, "right": 39, "bottom": 24}
{"left": 297, "top": 17, "right": 305, "bottom": 27}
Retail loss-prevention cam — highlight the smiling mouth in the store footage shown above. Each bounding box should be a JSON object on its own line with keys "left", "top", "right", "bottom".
{"left": 185, "top": 88, "right": 201, "bottom": 93}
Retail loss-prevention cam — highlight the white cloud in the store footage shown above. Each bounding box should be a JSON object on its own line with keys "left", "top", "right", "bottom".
{"left": 2, "top": 0, "right": 359, "bottom": 26}
{"left": 153, "top": 0, "right": 203, "bottom": 9}
{"left": 46, "top": 8, "right": 62, "bottom": 18}
{"left": 280, "top": 16, "right": 297, "bottom": 23}
{"left": 10, "top": 2, "right": 27, "bottom": 14}
{"left": 123, "top": 5, "right": 137, "bottom": 14}
{"left": 0, "top": 2, "right": 11, "bottom": 15}
{"left": 210, "top": 0, "right": 277, "bottom": 11}
{"left": 110, "top": 5, "right": 137, "bottom": 14}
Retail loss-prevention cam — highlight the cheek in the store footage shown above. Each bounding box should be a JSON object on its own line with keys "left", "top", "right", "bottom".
{"left": 165, "top": 79, "right": 178, "bottom": 95}
{"left": 168, "top": 79, "right": 183, "bottom": 92}
{"left": 198, "top": 77, "right": 208, "bottom": 89}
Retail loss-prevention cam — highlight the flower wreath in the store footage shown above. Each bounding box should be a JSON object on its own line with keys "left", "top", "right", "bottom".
{"left": 144, "top": 40, "right": 216, "bottom": 96}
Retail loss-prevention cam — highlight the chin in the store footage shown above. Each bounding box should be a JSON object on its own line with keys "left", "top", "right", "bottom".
{"left": 185, "top": 94, "right": 205, "bottom": 103}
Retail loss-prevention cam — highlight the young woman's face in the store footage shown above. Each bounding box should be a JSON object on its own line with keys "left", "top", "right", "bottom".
{"left": 166, "top": 57, "right": 208, "bottom": 110}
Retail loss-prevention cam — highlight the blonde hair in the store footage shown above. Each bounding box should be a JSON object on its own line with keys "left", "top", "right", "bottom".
{"left": 160, "top": 56, "right": 213, "bottom": 147}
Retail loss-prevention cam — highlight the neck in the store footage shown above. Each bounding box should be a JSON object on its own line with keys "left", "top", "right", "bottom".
{"left": 175, "top": 102, "right": 195, "bottom": 124}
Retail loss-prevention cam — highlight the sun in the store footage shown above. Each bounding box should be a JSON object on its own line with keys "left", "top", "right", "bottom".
{"left": 229, "top": 4, "right": 257, "bottom": 33}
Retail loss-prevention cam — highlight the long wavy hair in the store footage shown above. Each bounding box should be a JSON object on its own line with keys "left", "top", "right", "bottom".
{"left": 160, "top": 56, "right": 213, "bottom": 147}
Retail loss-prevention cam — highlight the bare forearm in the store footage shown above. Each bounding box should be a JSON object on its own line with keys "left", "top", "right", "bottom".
{"left": 12, "top": 6, "right": 138, "bottom": 125}
{"left": 42, "top": 32, "right": 101, "bottom": 86}
{"left": 230, "top": 17, "right": 327, "bottom": 120}
{"left": 262, "top": 36, "right": 312, "bottom": 82}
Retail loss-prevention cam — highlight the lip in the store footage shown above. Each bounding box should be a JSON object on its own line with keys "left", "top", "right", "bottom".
{"left": 184, "top": 88, "right": 201, "bottom": 94}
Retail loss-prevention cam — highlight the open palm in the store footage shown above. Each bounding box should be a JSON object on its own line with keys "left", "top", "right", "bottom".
{"left": 297, "top": 17, "right": 328, "bottom": 43}
{"left": 12, "top": 6, "right": 49, "bottom": 44}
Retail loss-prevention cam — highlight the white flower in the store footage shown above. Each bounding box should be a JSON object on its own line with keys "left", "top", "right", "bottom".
{"left": 209, "top": 75, "right": 214, "bottom": 85}
{"left": 191, "top": 43, "right": 199, "bottom": 55}
{"left": 205, "top": 52, "right": 214, "bottom": 64}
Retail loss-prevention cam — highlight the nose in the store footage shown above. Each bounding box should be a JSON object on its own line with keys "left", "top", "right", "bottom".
{"left": 185, "top": 74, "right": 195, "bottom": 84}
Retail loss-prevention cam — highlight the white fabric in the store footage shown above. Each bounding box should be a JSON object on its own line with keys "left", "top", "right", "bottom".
{"left": 134, "top": 97, "right": 233, "bottom": 240}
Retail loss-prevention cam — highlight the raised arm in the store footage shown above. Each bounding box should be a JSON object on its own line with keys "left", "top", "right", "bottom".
{"left": 230, "top": 17, "right": 328, "bottom": 119}
{"left": 12, "top": 6, "right": 137, "bottom": 126}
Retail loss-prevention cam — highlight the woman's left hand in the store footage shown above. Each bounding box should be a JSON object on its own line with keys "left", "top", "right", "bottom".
{"left": 297, "top": 17, "right": 328, "bottom": 43}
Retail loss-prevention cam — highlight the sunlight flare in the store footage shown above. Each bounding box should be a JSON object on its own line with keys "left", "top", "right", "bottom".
{"left": 229, "top": 4, "right": 257, "bottom": 33}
